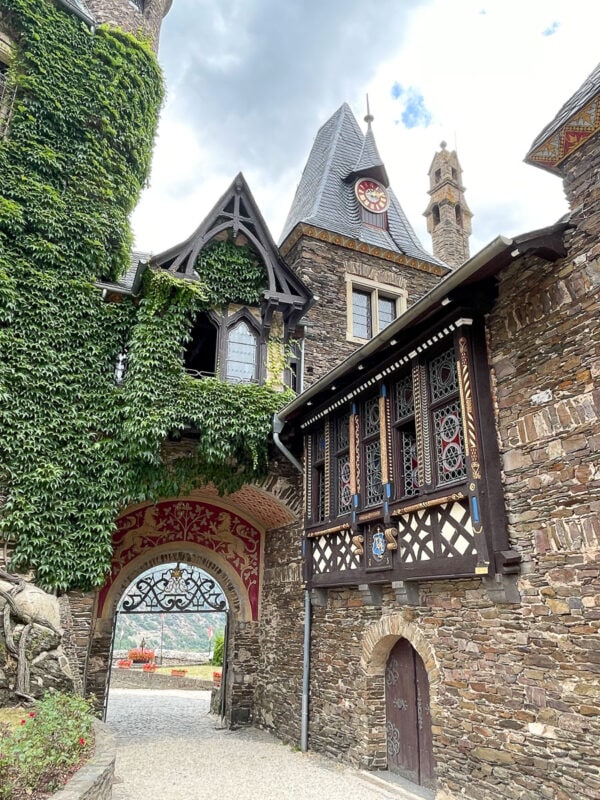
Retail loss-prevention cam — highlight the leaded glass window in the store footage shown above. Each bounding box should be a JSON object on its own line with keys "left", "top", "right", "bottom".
{"left": 365, "top": 440, "right": 384, "bottom": 506}
{"left": 334, "top": 414, "right": 351, "bottom": 515}
{"left": 378, "top": 296, "right": 395, "bottom": 331}
{"left": 312, "top": 426, "right": 326, "bottom": 523}
{"left": 433, "top": 401, "right": 466, "bottom": 483}
{"left": 429, "top": 347, "right": 458, "bottom": 401}
{"left": 364, "top": 396, "right": 380, "bottom": 437}
{"left": 401, "top": 432, "right": 419, "bottom": 496}
{"left": 226, "top": 320, "right": 257, "bottom": 383}
{"left": 362, "top": 396, "right": 383, "bottom": 507}
{"left": 352, "top": 290, "right": 372, "bottom": 339}
{"left": 392, "top": 373, "right": 419, "bottom": 498}
{"left": 427, "top": 345, "right": 465, "bottom": 486}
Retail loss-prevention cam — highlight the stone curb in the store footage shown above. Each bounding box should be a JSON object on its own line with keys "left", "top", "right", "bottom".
{"left": 357, "top": 771, "right": 435, "bottom": 800}
{"left": 51, "top": 720, "right": 115, "bottom": 800}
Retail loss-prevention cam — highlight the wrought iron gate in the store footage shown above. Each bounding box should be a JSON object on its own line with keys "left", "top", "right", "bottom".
{"left": 103, "top": 562, "right": 229, "bottom": 720}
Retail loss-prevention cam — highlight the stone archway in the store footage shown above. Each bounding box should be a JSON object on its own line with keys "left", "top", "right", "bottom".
{"left": 356, "top": 614, "right": 441, "bottom": 781}
{"left": 86, "top": 491, "right": 297, "bottom": 722}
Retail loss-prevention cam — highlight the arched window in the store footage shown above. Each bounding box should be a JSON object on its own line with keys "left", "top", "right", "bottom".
{"left": 432, "top": 204, "right": 440, "bottom": 227}
{"left": 455, "top": 205, "right": 463, "bottom": 226}
{"left": 184, "top": 313, "right": 218, "bottom": 378}
{"left": 226, "top": 319, "right": 258, "bottom": 383}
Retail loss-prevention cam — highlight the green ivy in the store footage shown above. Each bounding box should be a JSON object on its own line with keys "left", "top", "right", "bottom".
{"left": 194, "top": 238, "right": 267, "bottom": 306}
{"left": 0, "top": 0, "right": 292, "bottom": 592}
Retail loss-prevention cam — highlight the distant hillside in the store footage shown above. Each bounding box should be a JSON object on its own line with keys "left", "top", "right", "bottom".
{"left": 113, "top": 611, "right": 226, "bottom": 657}
{"left": 115, "top": 562, "right": 227, "bottom": 657}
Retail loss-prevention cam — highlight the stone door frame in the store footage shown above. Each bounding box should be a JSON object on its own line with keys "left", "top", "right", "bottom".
{"left": 358, "top": 614, "right": 441, "bottom": 791}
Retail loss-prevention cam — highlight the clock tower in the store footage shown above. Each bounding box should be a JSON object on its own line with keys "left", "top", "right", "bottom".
{"left": 280, "top": 104, "right": 448, "bottom": 386}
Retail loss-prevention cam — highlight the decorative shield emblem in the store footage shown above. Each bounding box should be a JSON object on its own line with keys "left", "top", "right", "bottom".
{"left": 366, "top": 524, "right": 393, "bottom": 570}
{"left": 372, "top": 530, "right": 386, "bottom": 560}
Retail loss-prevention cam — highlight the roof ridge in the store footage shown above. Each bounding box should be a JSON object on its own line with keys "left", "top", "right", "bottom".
{"left": 310, "top": 104, "right": 354, "bottom": 223}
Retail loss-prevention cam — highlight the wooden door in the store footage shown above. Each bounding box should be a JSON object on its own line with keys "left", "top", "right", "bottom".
{"left": 385, "top": 638, "right": 435, "bottom": 789}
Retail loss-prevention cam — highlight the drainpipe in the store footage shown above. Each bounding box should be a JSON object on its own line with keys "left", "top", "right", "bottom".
{"left": 301, "top": 587, "right": 311, "bottom": 751}
{"left": 272, "top": 414, "right": 302, "bottom": 473}
{"left": 271, "top": 413, "right": 311, "bottom": 751}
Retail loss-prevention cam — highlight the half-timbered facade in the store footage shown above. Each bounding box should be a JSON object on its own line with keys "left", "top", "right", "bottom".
{"left": 265, "top": 62, "right": 600, "bottom": 800}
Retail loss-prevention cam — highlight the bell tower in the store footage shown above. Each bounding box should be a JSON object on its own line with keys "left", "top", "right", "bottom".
{"left": 83, "top": 0, "right": 173, "bottom": 51}
{"left": 424, "top": 142, "right": 472, "bottom": 268}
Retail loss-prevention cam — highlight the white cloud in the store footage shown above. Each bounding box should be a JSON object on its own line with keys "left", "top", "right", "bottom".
{"left": 132, "top": 0, "right": 600, "bottom": 260}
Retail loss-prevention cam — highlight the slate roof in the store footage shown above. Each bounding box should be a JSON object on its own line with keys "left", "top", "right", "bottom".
{"left": 55, "top": 0, "right": 96, "bottom": 26}
{"left": 280, "top": 104, "right": 445, "bottom": 267}
{"left": 527, "top": 61, "right": 600, "bottom": 154}
{"left": 96, "top": 250, "right": 150, "bottom": 296}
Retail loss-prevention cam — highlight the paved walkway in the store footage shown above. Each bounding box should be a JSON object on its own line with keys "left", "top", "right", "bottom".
{"left": 105, "top": 688, "right": 429, "bottom": 800}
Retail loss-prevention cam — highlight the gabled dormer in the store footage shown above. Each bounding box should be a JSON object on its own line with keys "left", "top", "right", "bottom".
{"left": 150, "top": 173, "right": 312, "bottom": 389}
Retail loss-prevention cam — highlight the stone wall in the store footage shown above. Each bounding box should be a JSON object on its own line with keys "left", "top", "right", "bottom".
{"left": 254, "top": 138, "right": 600, "bottom": 798}
{"left": 285, "top": 236, "right": 444, "bottom": 386}
{"left": 51, "top": 721, "right": 115, "bottom": 800}
{"left": 254, "top": 519, "right": 305, "bottom": 742}
{"left": 84, "top": 0, "right": 172, "bottom": 50}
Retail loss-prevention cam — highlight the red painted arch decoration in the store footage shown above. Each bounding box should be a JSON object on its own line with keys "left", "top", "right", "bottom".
{"left": 97, "top": 500, "right": 261, "bottom": 619}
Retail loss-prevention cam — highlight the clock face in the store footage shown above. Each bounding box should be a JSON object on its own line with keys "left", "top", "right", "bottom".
{"left": 355, "top": 178, "right": 389, "bottom": 213}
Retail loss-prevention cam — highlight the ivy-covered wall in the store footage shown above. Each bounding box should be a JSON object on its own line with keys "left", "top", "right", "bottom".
{"left": 0, "top": 0, "right": 291, "bottom": 592}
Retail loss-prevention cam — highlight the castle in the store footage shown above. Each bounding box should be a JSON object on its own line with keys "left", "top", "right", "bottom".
{"left": 0, "top": 2, "right": 598, "bottom": 799}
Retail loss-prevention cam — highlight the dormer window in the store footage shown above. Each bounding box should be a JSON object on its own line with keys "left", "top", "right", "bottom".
{"left": 355, "top": 177, "right": 389, "bottom": 230}
{"left": 360, "top": 208, "right": 388, "bottom": 230}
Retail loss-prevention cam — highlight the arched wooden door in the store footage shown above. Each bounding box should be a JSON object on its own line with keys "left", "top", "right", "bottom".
{"left": 385, "top": 638, "right": 435, "bottom": 789}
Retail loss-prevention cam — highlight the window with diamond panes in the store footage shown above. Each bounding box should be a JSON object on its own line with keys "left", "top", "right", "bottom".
{"left": 312, "top": 427, "right": 326, "bottom": 523}
{"left": 334, "top": 414, "right": 352, "bottom": 516}
{"left": 392, "top": 372, "right": 419, "bottom": 498}
{"left": 428, "top": 347, "right": 467, "bottom": 485}
{"left": 362, "top": 396, "right": 384, "bottom": 507}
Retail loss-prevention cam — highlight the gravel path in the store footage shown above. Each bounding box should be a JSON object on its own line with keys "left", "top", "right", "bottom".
{"left": 105, "top": 688, "right": 427, "bottom": 800}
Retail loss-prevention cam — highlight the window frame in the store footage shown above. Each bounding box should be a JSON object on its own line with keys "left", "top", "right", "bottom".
{"left": 0, "top": 29, "right": 15, "bottom": 138}
{"left": 345, "top": 275, "right": 407, "bottom": 344}
{"left": 224, "top": 315, "right": 259, "bottom": 384}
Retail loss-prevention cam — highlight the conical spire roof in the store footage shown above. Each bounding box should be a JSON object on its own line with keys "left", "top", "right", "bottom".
{"left": 346, "top": 120, "right": 389, "bottom": 186}
{"left": 280, "top": 104, "right": 444, "bottom": 267}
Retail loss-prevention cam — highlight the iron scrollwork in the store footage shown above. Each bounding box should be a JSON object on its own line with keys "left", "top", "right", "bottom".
{"left": 120, "top": 563, "right": 228, "bottom": 614}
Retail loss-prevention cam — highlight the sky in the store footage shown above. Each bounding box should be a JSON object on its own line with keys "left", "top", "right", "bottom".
{"left": 131, "top": 0, "right": 600, "bottom": 261}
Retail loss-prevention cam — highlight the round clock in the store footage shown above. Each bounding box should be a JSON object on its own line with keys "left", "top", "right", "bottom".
{"left": 355, "top": 178, "right": 389, "bottom": 213}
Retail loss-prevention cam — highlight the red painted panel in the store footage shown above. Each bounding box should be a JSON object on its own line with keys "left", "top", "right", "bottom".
{"left": 97, "top": 500, "right": 261, "bottom": 619}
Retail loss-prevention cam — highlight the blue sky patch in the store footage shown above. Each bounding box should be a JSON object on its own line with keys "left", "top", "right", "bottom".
{"left": 542, "top": 21, "right": 560, "bottom": 36}
{"left": 391, "top": 83, "right": 432, "bottom": 129}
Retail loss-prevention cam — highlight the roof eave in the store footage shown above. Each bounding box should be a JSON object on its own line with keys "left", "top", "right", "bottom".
{"left": 278, "top": 221, "right": 568, "bottom": 422}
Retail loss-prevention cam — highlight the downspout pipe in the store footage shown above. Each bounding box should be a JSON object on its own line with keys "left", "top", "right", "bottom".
{"left": 301, "top": 586, "right": 311, "bottom": 752}
{"left": 272, "top": 413, "right": 302, "bottom": 473}
{"left": 271, "top": 412, "right": 311, "bottom": 751}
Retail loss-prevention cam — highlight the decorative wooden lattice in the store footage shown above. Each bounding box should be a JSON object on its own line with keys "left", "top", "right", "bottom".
{"left": 396, "top": 499, "right": 475, "bottom": 564}
{"left": 312, "top": 530, "right": 360, "bottom": 574}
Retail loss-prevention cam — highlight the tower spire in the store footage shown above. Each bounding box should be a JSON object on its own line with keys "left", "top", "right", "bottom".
{"left": 423, "top": 142, "right": 472, "bottom": 268}
{"left": 364, "top": 94, "right": 374, "bottom": 128}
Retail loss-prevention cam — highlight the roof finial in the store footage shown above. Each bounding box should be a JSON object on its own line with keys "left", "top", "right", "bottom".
{"left": 440, "top": 140, "right": 447, "bottom": 150}
{"left": 364, "top": 94, "right": 374, "bottom": 128}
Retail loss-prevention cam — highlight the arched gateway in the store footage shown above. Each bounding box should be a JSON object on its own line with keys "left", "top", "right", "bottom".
{"left": 86, "top": 487, "right": 298, "bottom": 723}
